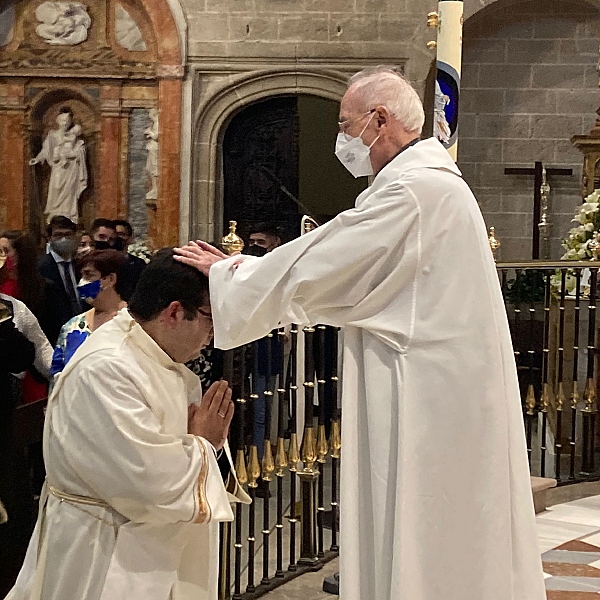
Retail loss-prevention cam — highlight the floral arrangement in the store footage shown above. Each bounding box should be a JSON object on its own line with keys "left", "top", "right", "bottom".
{"left": 550, "top": 190, "right": 600, "bottom": 295}
{"left": 128, "top": 238, "right": 153, "bottom": 264}
{"left": 560, "top": 189, "right": 600, "bottom": 261}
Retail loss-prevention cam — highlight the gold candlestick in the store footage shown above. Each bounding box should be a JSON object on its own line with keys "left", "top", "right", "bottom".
{"left": 589, "top": 231, "right": 600, "bottom": 261}
{"left": 221, "top": 220, "right": 244, "bottom": 255}
{"left": 488, "top": 226, "right": 501, "bottom": 261}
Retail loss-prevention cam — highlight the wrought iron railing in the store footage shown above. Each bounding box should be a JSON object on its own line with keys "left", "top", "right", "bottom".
{"left": 218, "top": 325, "right": 341, "bottom": 600}
{"left": 498, "top": 261, "right": 600, "bottom": 484}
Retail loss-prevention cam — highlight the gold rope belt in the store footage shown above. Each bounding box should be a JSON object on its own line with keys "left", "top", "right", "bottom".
{"left": 48, "top": 485, "right": 109, "bottom": 508}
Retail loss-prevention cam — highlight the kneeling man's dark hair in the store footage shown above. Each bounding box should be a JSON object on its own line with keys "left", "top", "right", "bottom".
{"left": 128, "top": 248, "right": 209, "bottom": 322}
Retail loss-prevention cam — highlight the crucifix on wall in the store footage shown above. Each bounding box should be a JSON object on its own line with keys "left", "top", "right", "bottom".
{"left": 504, "top": 161, "right": 573, "bottom": 260}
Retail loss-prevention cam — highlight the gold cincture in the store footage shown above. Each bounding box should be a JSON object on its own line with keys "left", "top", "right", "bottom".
{"left": 221, "top": 220, "right": 244, "bottom": 255}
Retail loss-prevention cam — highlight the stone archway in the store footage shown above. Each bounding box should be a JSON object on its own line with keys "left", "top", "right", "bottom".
{"left": 189, "top": 66, "right": 366, "bottom": 241}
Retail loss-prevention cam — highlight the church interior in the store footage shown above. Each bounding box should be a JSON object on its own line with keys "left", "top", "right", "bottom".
{"left": 4, "top": 0, "right": 600, "bottom": 599}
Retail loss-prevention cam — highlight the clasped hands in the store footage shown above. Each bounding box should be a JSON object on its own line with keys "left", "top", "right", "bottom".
{"left": 188, "top": 380, "right": 234, "bottom": 451}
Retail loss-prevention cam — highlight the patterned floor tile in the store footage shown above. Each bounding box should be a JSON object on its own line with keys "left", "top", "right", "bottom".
{"left": 544, "top": 563, "right": 600, "bottom": 578}
{"left": 546, "top": 592, "right": 600, "bottom": 599}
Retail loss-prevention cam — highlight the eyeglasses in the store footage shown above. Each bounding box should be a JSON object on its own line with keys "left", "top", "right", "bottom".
{"left": 197, "top": 307, "right": 212, "bottom": 320}
{"left": 337, "top": 109, "right": 375, "bottom": 133}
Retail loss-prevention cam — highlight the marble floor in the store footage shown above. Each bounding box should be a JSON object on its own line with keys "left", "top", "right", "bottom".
{"left": 263, "top": 491, "right": 600, "bottom": 600}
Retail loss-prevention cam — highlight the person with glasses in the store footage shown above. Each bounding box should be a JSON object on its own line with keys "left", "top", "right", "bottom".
{"left": 37, "top": 215, "right": 82, "bottom": 332}
{"left": 8, "top": 249, "right": 249, "bottom": 600}
{"left": 175, "top": 66, "right": 546, "bottom": 600}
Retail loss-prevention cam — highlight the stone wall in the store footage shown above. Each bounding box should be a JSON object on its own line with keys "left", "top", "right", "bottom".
{"left": 180, "top": 0, "right": 437, "bottom": 88}
{"left": 458, "top": 0, "right": 600, "bottom": 261}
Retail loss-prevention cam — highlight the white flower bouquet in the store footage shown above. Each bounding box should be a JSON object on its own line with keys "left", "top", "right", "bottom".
{"left": 128, "top": 238, "right": 153, "bottom": 264}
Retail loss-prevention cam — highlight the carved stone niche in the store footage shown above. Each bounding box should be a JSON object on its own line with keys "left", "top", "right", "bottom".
{"left": 27, "top": 87, "right": 99, "bottom": 235}
{"left": 0, "top": 0, "right": 184, "bottom": 248}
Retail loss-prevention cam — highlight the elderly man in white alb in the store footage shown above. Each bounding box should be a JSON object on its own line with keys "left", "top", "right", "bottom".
{"left": 6, "top": 250, "right": 250, "bottom": 600}
{"left": 175, "top": 66, "right": 546, "bottom": 600}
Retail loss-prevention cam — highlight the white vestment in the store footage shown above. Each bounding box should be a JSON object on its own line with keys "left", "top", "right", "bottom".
{"left": 6, "top": 309, "right": 250, "bottom": 600}
{"left": 208, "top": 138, "right": 546, "bottom": 600}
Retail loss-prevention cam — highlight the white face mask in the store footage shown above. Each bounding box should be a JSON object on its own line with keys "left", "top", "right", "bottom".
{"left": 335, "top": 112, "right": 380, "bottom": 178}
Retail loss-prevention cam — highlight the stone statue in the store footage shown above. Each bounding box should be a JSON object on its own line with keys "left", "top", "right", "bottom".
{"left": 30, "top": 108, "right": 88, "bottom": 224}
{"left": 434, "top": 80, "right": 451, "bottom": 145}
{"left": 35, "top": 2, "right": 91, "bottom": 46}
{"left": 144, "top": 108, "right": 159, "bottom": 202}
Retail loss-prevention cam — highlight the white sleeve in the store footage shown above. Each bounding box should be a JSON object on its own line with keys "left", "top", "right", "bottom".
{"left": 8, "top": 295, "right": 53, "bottom": 378}
{"left": 49, "top": 356, "right": 233, "bottom": 524}
{"left": 209, "top": 182, "right": 420, "bottom": 349}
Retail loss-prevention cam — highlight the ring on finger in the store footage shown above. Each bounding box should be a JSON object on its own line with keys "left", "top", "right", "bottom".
{"left": 217, "top": 411, "right": 226, "bottom": 418}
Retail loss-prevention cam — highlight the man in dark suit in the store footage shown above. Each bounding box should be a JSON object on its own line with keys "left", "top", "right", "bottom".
{"left": 37, "top": 216, "right": 82, "bottom": 331}
{"left": 114, "top": 219, "right": 146, "bottom": 301}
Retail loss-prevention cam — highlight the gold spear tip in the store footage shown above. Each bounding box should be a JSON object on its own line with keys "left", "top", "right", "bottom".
{"left": 221, "top": 220, "right": 245, "bottom": 255}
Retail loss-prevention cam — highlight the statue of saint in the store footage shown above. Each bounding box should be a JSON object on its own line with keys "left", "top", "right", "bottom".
{"left": 144, "top": 108, "right": 159, "bottom": 202}
{"left": 30, "top": 108, "right": 88, "bottom": 224}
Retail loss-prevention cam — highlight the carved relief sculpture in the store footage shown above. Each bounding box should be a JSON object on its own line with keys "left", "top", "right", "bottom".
{"left": 144, "top": 108, "right": 159, "bottom": 203}
{"left": 30, "top": 108, "right": 88, "bottom": 224}
{"left": 115, "top": 4, "right": 147, "bottom": 52}
{"left": 0, "top": 2, "right": 16, "bottom": 47}
{"left": 35, "top": 2, "right": 92, "bottom": 46}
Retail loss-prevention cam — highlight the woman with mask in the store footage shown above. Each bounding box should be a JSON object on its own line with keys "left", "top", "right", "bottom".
{"left": 50, "top": 249, "right": 127, "bottom": 378}
{"left": 0, "top": 230, "right": 21, "bottom": 297}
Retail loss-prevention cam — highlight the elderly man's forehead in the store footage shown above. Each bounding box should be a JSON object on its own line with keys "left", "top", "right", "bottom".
{"left": 339, "top": 87, "right": 365, "bottom": 118}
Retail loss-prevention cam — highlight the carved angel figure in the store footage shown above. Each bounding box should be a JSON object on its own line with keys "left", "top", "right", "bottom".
{"left": 35, "top": 2, "right": 91, "bottom": 46}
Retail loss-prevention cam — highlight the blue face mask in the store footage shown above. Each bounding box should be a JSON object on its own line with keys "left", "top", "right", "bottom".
{"left": 77, "top": 279, "right": 101, "bottom": 303}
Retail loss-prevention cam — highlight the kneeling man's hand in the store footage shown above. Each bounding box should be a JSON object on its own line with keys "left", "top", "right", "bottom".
{"left": 189, "top": 380, "right": 234, "bottom": 451}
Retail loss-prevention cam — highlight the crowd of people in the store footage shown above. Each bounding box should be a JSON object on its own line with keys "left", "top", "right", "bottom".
{"left": 0, "top": 215, "right": 149, "bottom": 592}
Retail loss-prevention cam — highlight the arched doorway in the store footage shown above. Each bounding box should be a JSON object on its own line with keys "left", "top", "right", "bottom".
{"left": 221, "top": 94, "right": 367, "bottom": 243}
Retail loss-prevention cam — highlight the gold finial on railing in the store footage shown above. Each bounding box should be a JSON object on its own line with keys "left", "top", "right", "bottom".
{"left": 261, "top": 441, "right": 275, "bottom": 482}
{"left": 541, "top": 383, "right": 553, "bottom": 413}
{"left": 571, "top": 381, "right": 580, "bottom": 411}
{"left": 488, "top": 226, "right": 501, "bottom": 261}
{"left": 316, "top": 424, "right": 328, "bottom": 464}
{"left": 235, "top": 448, "right": 248, "bottom": 486}
{"left": 288, "top": 432, "right": 300, "bottom": 472}
{"left": 300, "top": 427, "right": 317, "bottom": 472}
{"left": 525, "top": 383, "right": 536, "bottom": 416}
{"left": 589, "top": 232, "right": 600, "bottom": 261}
{"left": 583, "top": 377, "right": 596, "bottom": 413}
{"left": 247, "top": 445, "right": 261, "bottom": 488}
{"left": 275, "top": 438, "right": 287, "bottom": 477}
{"left": 329, "top": 420, "right": 341, "bottom": 459}
{"left": 221, "top": 220, "right": 244, "bottom": 255}
{"left": 557, "top": 382, "right": 566, "bottom": 411}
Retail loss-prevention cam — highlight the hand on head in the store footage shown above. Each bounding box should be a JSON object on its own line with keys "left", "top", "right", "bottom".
{"left": 174, "top": 240, "right": 233, "bottom": 276}
{"left": 188, "top": 380, "right": 234, "bottom": 451}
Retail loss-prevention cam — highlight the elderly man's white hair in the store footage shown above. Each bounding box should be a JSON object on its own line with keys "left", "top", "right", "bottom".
{"left": 348, "top": 66, "right": 425, "bottom": 135}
